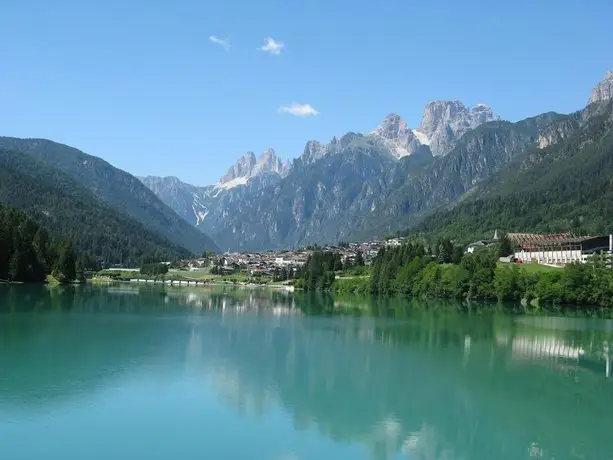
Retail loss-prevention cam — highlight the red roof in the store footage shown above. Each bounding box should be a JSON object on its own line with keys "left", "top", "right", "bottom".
{"left": 507, "top": 232, "right": 593, "bottom": 249}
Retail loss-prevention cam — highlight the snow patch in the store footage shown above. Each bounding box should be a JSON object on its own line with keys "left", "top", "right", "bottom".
{"left": 194, "top": 209, "right": 209, "bottom": 226}
{"left": 215, "top": 176, "right": 249, "bottom": 190}
{"left": 412, "top": 129, "right": 430, "bottom": 145}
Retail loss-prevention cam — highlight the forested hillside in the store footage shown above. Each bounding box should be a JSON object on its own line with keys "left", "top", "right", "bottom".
{"left": 0, "top": 206, "right": 77, "bottom": 283}
{"left": 0, "top": 149, "right": 193, "bottom": 266}
{"left": 0, "top": 137, "right": 218, "bottom": 253}
{"left": 413, "top": 101, "right": 613, "bottom": 243}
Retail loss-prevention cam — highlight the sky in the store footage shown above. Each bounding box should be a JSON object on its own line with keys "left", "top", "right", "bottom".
{"left": 1, "top": 0, "right": 612, "bottom": 186}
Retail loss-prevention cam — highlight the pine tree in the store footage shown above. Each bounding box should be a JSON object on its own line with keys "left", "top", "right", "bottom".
{"left": 32, "top": 227, "right": 49, "bottom": 272}
{"left": 9, "top": 248, "right": 23, "bottom": 281}
{"left": 452, "top": 245, "right": 464, "bottom": 264}
{"left": 0, "top": 225, "right": 10, "bottom": 280}
{"left": 58, "top": 240, "right": 76, "bottom": 282}
{"left": 438, "top": 239, "right": 454, "bottom": 264}
{"left": 498, "top": 235, "right": 514, "bottom": 257}
{"left": 355, "top": 250, "right": 365, "bottom": 267}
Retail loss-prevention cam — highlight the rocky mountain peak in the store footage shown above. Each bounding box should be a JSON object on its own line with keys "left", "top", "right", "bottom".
{"left": 218, "top": 149, "right": 286, "bottom": 189}
{"left": 301, "top": 140, "right": 327, "bottom": 165}
{"left": 470, "top": 104, "right": 496, "bottom": 126}
{"left": 334, "top": 132, "right": 362, "bottom": 149}
{"left": 218, "top": 151, "right": 256, "bottom": 186}
{"left": 374, "top": 113, "right": 410, "bottom": 139}
{"left": 418, "top": 100, "right": 469, "bottom": 136}
{"left": 253, "top": 148, "right": 285, "bottom": 176}
{"left": 418, "top": 100, "right": 497, "bottom": 156}
{"left": 588, "top": 70, "right": 613, "bottom": 105}
{"left": 371, "top": 113, "right": 422, "bottom": 158}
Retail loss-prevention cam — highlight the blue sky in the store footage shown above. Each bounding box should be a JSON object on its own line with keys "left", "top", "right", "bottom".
{"left": 1, "top": 0, "right": 612, "bottom": 185}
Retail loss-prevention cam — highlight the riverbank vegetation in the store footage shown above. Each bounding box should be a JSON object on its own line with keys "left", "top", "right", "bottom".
{"left": 299, "top": 242, "right": 613, "bottom": 309}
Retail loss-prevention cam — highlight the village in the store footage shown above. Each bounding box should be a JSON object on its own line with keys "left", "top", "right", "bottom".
{"left": 156, "top": 228, "right": 613, "bottom": 281}
{"left": 171, "top": 237, "right": 407, "bottom": 277}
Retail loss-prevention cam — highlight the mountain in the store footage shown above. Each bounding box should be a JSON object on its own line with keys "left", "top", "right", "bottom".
{"left": 217, "top": 148, "right": 288, "bottom": 189}
{"left": 417, "top": 101, "right": 499, "bottom": 156}
{"left": 370, "top": 113, "right": 424, "bottom": 159}
{"left": 413, "top": 99, "right": 613, "bottom": 242}
{"left": 138, "top": 176, "right": 209, "bottom": 227}
{"left": 366, "top": 101, "right": 498, "bottom": 158}
{"left": 207, "top": 134, "right": 399, "bottom": 250}
{"left": 142, "top": 99, "right": 505, "bottom": 250}
{"left": 588, "top": 70, "right": 613, "bottom": 104}
{"left": 142, "top": 99, "right": 498, "bottom": 249}
{"left": 351, "top": 111, "right": 575, "bottom": 239}
{"left": 220, "top": 110, "right": 571, "bottom": 250}
{"left": 142, "top": 73, "right": 611, "bottom": 251}
{"left": 0, "top": 137, "right": 218, "bottom": 254}
{"left": 0, "top": 149, "right": 194, "bottom": 265}
{"left": 140, "top": 148, "right": 290, "bottom": 235}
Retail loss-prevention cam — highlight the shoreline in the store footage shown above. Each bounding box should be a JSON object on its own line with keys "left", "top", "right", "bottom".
{"left": 90, "top": 278, "right": 296, "bottom": 292}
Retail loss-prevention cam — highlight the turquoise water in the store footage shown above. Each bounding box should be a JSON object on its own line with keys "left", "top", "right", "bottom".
{"left": 1, "top": 285, "right": 612, "bottom": 460}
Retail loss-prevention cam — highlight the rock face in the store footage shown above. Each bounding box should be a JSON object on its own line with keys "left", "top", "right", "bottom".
{"left": 218, "top": 149, "right": 287, "bottom": 189}
{"left": 588, "top": 70, "right": 613, "bottom": 105}
{"left": 301, "top": 140, "right": 327, "bottom": 165}
{"left": 537, "top": 118, "right": 578, "bottom": 149}
{"left": 219, "top": 152, "right": 256, "bottom": 186}
{"left": 418, "top": 101, "right": 498, "bottom": 156}
{"left": 139, "top": 175, "right": 213, "bottom": 227}
{"left": 370, "top": 114, "right": 423, "bottom": 158}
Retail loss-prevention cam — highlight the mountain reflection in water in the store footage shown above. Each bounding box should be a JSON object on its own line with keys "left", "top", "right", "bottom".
{"left": 1, "top": 284, "right": 612, "bottom": 460}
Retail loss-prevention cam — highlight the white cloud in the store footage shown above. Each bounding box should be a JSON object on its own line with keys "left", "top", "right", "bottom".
{"left": 279, "top": 103, "right": 319, "bottom": 117}
{"left": 209, "top": 36, "right": 231, "bottom": 51}
{"left": 259, "top": 37, "right": 285, "bottom": 55}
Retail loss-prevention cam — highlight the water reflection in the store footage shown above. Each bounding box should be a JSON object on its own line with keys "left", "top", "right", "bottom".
{"left": 1, "top": 284, "right": 613, "bottom": 460}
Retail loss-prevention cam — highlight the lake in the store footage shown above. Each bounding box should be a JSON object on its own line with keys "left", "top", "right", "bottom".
{"left": 1, "top": 284, "right": 612, "bottom": 460}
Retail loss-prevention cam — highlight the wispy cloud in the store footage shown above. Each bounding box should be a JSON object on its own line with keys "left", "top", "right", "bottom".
{"left": 209, "top": 36, "right": 231, "bottom": 51}
{"left": 259, "top": 37, "right": 285, "bottom": 55}
{"left": 279, "top": 103, "right": 319, "bottom": 117}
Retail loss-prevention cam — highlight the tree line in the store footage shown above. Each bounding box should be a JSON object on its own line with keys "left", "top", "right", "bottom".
{"left": 0, "top": 206, "right": 79, "bottom": 283}
{"left": 294, "top": 250, "right": 365, "bottom": 291}
{"left": 0, "top": 149, "right": 193, "bottom": 267}
{"left": 367, "top": 242, "right": 613, "bottom": 308}
{"left": 299, "top": 239, "right": 613, "bottom": 309}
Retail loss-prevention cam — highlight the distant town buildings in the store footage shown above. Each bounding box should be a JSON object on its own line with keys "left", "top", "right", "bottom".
{"left": 171, "top": 238, "right": 406, "bottom": 276}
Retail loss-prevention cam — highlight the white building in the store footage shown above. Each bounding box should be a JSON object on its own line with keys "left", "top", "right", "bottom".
{"left": 509, "top": 233, "right": 612, "bottom": 266}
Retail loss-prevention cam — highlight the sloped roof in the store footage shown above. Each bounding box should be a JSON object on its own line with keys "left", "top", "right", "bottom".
{"left": 507, "top": 232, "right": 593, "bottom": 248}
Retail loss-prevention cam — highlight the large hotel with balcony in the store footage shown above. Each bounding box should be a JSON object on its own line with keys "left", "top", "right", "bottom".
{"left": 508, "top": 232, "right": 613, "bottom": 266}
